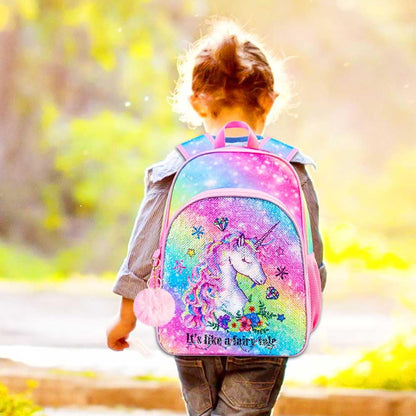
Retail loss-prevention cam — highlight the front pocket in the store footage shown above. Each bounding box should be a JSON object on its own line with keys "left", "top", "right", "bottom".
{"left": 159, "top": 190, "right": 308, "bottom": 357}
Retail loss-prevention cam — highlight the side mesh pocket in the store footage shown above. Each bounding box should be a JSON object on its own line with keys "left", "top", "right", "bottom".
{"left": 307, "top": 253, "right": 322, "bottom": 330}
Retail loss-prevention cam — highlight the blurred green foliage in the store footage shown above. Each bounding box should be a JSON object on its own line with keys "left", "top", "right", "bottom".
{"left": 48, "top": 368, "right": 97, "bottom": 378}
{"left": 0, "top": 382, "right": 43, "bottom": 416}
{"left": 0, "top": 0, "right": 196, "bottom": 275}
{"left": 322, "top": 147, "right": 416, "bottom": 270}
{"left": 0, "top": 0, "right": 415, "bottom": 280}
{"left": 0, "top": 241, "right": 59, "bottom": 280}
{"left": 315, "top": 329, "right": 416, "bottom": 390}
{"left": 323, "top": 223, "right": 409, "bottom": 271}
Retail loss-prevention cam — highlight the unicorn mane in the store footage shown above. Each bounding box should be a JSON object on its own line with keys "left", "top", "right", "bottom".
{"left": 181, "top": 233, "right": 264, "bottom": 329}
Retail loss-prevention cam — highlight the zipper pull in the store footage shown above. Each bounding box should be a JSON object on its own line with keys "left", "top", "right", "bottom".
{"left": 148, "top": 248, "right": 161, "bottom": 288}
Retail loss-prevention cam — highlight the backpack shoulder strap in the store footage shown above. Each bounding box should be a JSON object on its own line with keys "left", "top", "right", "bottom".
{"left": 259, "top": 137, "right": 298, "bottom": 162}
{"left": 176, "top": 134, "right": 214, "bottom": 160}
{"left": 177, "top": 134, "right": 298, "bottom": 162}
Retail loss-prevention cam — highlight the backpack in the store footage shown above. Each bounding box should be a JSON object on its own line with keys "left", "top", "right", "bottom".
{"left": 136, "top": 121, "right": 322, "bottom": 357}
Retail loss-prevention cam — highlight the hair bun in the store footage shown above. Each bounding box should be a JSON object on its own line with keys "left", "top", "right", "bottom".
{"left": 214, "top": 35, "right": 240, "bottom": 79}
{"left": 173, "top": 20, "right": 282, "bottom": 126}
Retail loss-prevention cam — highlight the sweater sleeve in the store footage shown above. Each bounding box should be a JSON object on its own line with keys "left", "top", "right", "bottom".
{"left": 113, "top": 150, "right": 185, "bottom": 299}
{"left": 112, "top": 173, "right": 174, "bottom": 300}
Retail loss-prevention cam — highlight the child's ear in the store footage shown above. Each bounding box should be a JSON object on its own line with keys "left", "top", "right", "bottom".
{"left": 189, "top": 94, "right": 209, "bottom": 118}
{"left": 259, "top": 91, "right": 278, "bottom": 115}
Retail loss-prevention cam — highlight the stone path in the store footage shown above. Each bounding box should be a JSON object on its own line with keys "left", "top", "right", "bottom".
{"left": 44, "top": 408, "right": 184, "bottom": 416}
{"left": 0, "top": 279, "right": 400, "bottom": 350}
{"left": 0, "top": 279, "right": 403, "bottom": 384}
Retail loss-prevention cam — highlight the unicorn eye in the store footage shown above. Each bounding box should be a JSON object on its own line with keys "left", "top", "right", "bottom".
{"left": 242, "top": 257, "right": 252, "bottom": 264}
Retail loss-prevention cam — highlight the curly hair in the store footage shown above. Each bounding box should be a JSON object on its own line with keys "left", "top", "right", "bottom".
{"left": 170, "top": 18, "right": 293, "bottom": 127}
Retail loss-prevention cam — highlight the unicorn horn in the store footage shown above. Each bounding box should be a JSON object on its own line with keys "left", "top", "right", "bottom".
{"left": 254, "top": 222, "right": 280, "bottom": 248}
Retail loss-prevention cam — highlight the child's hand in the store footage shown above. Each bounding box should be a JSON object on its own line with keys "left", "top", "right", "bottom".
{"left": 106, "top": 297, "right": 137, "bottom": 351}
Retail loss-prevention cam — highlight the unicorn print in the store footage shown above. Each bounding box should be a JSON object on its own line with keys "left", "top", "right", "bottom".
{"left": 182, "top": 223, "right": 278, "bottom": 329}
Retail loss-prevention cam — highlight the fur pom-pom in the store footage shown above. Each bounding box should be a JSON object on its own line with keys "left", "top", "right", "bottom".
{"left": 133, "top": 288, "right": 175, "bottom": 326}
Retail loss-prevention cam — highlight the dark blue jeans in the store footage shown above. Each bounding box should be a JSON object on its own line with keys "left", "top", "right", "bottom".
{"left": 175, "top": 356, "right": 287, "bottom": 416}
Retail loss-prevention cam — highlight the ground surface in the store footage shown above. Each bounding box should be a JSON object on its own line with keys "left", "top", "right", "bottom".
{"left": 0, "top": 278, "right": 413, "bottom": 416}
{"left": 44, "top": 408, "right": 184, "bottom": 416}
{"left": 0, "top": 278, "right": 403, "bottom": 383}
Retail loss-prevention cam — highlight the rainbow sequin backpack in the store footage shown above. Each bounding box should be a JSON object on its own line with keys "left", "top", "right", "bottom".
{"left": 134, "top": 121, "right": 322, "bottom": 357}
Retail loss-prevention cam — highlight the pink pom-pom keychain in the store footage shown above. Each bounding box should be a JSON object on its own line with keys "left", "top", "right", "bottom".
{"left": 133, "top": 249, "right": 175, "bottom": 327}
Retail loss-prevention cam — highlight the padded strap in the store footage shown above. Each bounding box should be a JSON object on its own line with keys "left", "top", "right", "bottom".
{"left": 176, "top": 134, "right": 213, "bottom": 160}
{"left": 177, "top": 130, "right": 298, "bottom": 162}
{"left": 259, "top": 137, "right": 298, "bottom": 161}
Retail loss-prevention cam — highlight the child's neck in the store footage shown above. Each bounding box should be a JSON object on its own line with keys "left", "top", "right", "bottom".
{"left": 203, "top": 108, "right": 266, "bottom": 136}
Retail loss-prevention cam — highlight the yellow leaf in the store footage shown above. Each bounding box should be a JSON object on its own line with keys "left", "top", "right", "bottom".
{"left": 26, "top": 379, "right": 39, "bottom": 390}
{"left": 17, "top": 0, "right": 38, "bottom": 20}
{"left": 0, "top": 3, "right": 11, "bottom": 31}
{"left": 92, "top": 46, "right": 115, "bottom": 71}
{"left": 63, "top": 3, "right": 92, "bottom": 26}
{"left": 41, "top": 103, "right": 58, "bottom": 130}
{"left": 129, "top": 40, "right": 152, "bottom": 59}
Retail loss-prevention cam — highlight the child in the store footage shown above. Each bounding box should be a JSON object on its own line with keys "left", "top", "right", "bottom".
{"left": 107, "top": 20, "right": 326, "bottom": 416}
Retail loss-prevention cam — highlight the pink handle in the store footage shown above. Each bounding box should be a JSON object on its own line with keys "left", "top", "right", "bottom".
{"left": 213, "top": 121, "right": 260, "bottom": 149}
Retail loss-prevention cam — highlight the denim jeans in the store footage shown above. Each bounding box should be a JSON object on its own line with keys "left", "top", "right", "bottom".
{"left": 175, "top": 356, "right": 287, "bottom": 416}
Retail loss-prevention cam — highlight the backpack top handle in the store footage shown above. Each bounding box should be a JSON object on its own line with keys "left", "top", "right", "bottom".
{"left": 213, "top": 120, "right": 260, "bottom": 150}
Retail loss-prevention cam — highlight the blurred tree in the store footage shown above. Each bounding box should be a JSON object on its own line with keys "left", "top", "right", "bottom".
{"left": 0, "top": 0, "right": 415, "bottom": 277}
{"left": 0, "top": 0, "right": 202, "bottom": 273}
